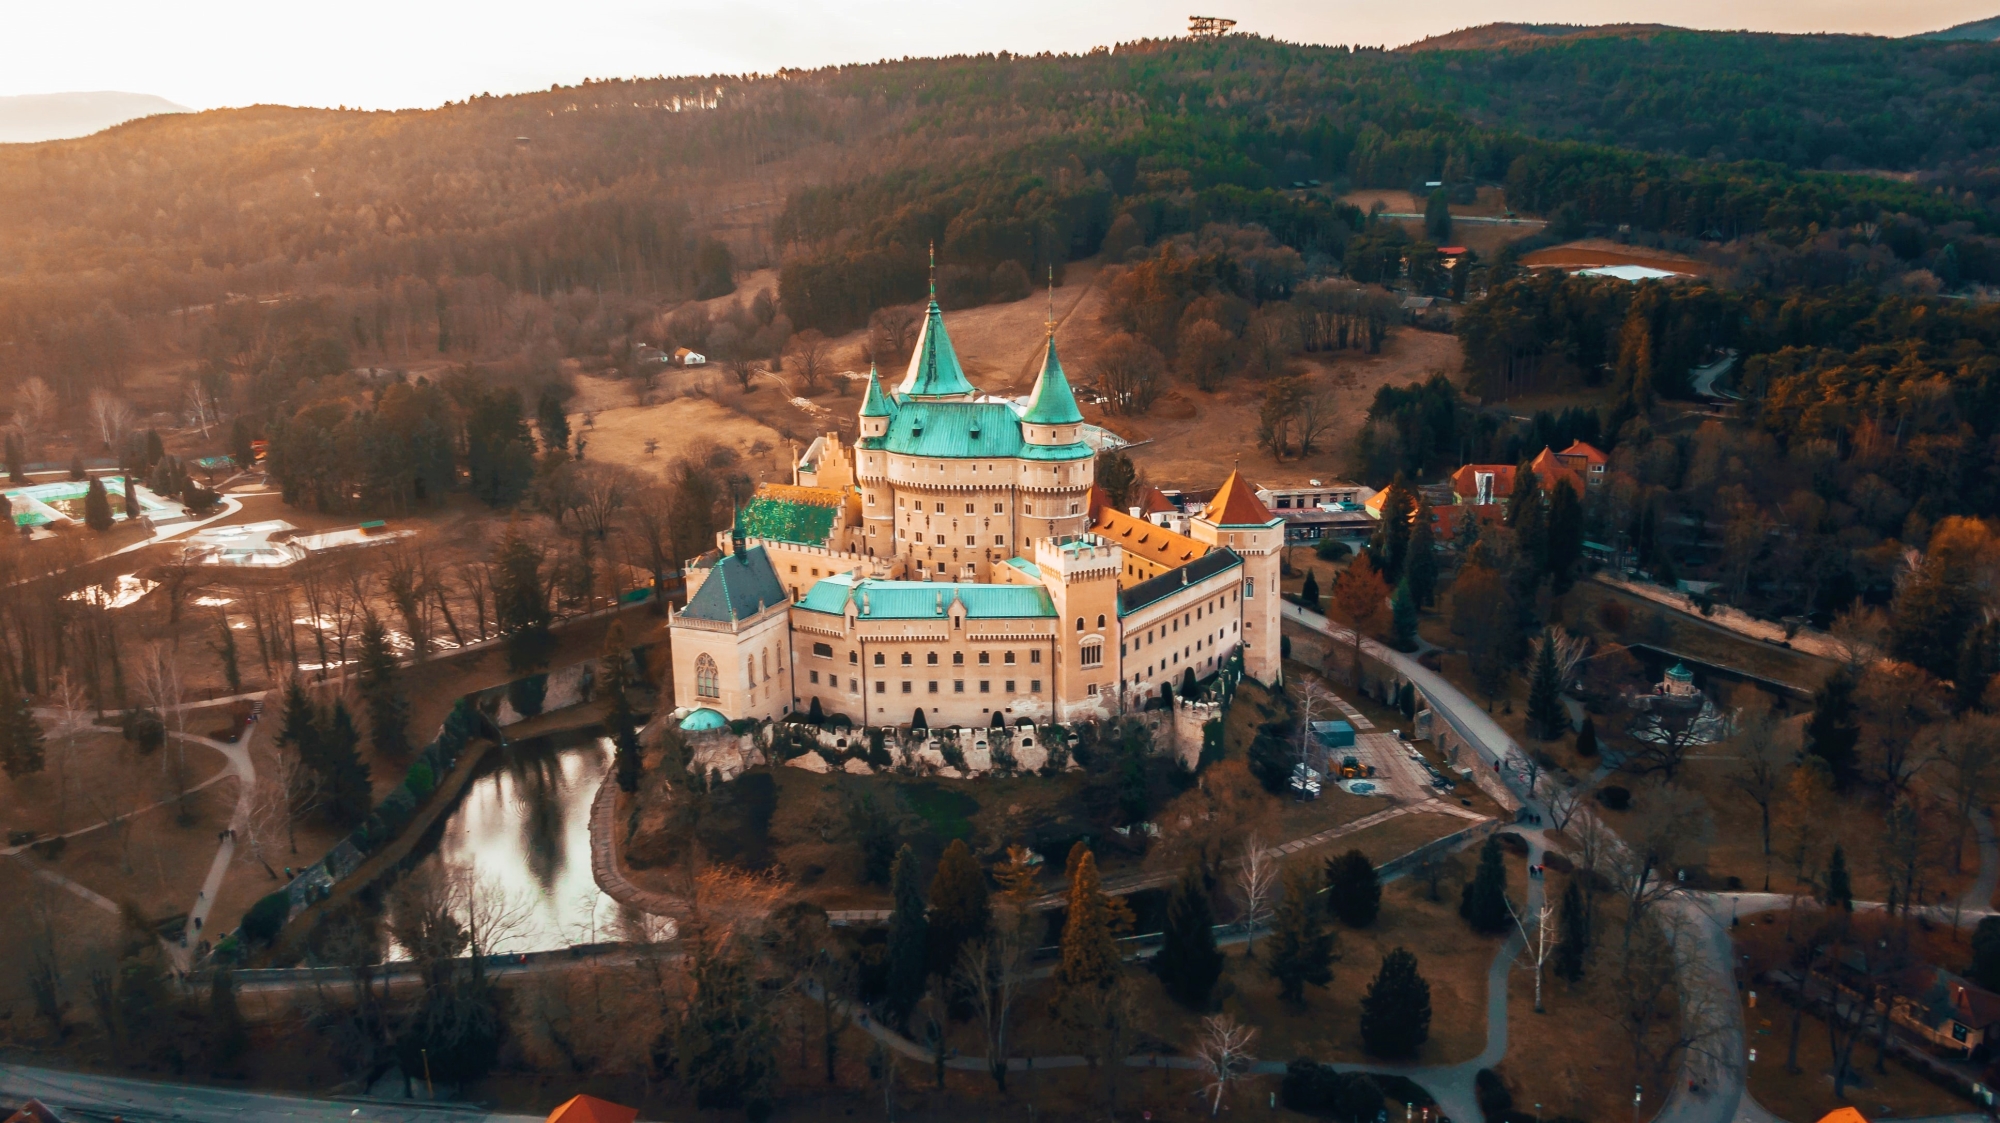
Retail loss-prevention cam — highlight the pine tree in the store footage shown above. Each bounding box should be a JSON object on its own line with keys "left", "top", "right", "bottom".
{"left": 1359, "top": 948, "right": 1432, "bottom": 1059}
{"left": 1424, "top": 189, "right": 1452, "bottom": 243}
{"left": 1527, "top": 633, "right": 1566, "bottom": 741}
{"left": 535, "top": 386, "right": 572, "bottom": 457}
{"left": 1369, "top": 480, "right": 1413, "bottom": 582}
{"left": 1155, "top": 868, "right": 1223, "bottom": 1009}
{"left": 231, "top": 417, "right": 255, "bottom": 469}
{"left": 1390, "top": 579, "right": 1418, "bottom": 651}
{"left": 1825, "top": 844, "right": 1854, "bottom": 911}
{"left": 1300, "top": 569, "right": 1321, "bottom": 609}
{"left": 1545, "top": 483, "right": 1584, "bottom": 591}
{"left": 1179, "top": 666, "right": 1199, "bottom": 701}
{"left": 1, "top": 689, "right": 46, "bottom": 778}
{"left": 83, "top": 476, "right": 114, "bottom": 531}
{"left": 143, "top": 429, "right": 165, "bottom": 468}
{"left": 319, "top": 700, "right": 372, "bottom": 826}
{"left": 213, "top": 613, "right": 241, "bottom": 695}
{"left": 1575, "top": 715, "right": 1599, "bottom": 757}
{"left": 208, "top": 968, "right": 249, "bottom": 1071}
{"left": 600, "top": 620, "right": 643, "bottom": 793}
{"left": 1459, "top": 837, "right": 1510, "bottom": 934}
{"left": 885, "top": 845, "right": 929, "bottom": 1027}
{"left": 1324, "top": 849, "right": 1381, "bottom": 927}
{"left": 1266, "top": 866, "right": 1338, "bottom": 1006}
{"left": 1551, "top": 876, "right": 1590, "bottom": 982}
{"left": 674, "top": 935, "right": 778, "bottom": 1117}
{"left": 1053, "top": 844, "right": 1122, "bottom": 1004}
{"left": 927, "top": 839, "right": 990, "bottom": 977}
{"left": 492, "top": 522, "right": 554, "bottom": 672}
{"left": 1406, "top": 499, "right": 1439, "bottom": 608}
{"left": 68, "top": 456, "right": 85, "bottom": 482}
{"left": 355, "top": 614, "right": 411, "bottom": 759}
{"left": 5, "top": 433, "right": 22, "bottom": 483}
{"left": 1806, "top": 668, "right": 1861, "bottom": 786}
{"left": 277, "top": 678, "right": 321, "bottom": 771}
{"left": 122, "top": 474, "right": 140, "bottom": 520}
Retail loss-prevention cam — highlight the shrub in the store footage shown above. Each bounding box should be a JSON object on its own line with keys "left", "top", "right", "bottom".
{"left": 508, "top": 673, "right": 548, "bottom": 718}
{"left": 1475, "top": 1068, "right": 1513, "bottom": 1123}
{"left": 1596, "top": 784, "right": 1632, "bottom": 811}
{"left": 406, "top": 760, "right": 436, "bottom": 799}
{"left": 1315, "top": 539, "right": 1350, "bottom": 561}
{"left": 241, "top": 891, "right": 291, "bottom": 945}
{"left": 1282, "top": 1060, "right": 1386, "bottom": 1121}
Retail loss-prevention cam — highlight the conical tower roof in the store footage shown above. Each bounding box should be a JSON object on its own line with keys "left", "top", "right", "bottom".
{"left": 1022, "top": 335, "right": 1084, "bottom": 425}
{"left": 859, "top": 363, "right": 896, "bottom": 418}
{"left": 896, "top": 298, "right": 975, "bottom": 398}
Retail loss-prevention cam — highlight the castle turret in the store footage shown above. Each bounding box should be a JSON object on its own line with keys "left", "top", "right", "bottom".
{"left": 1189, "top": 469, "right": 1285, "bottom": 685}
{"left": 896, "top": 297, "right": 976, "bottom": 399}
{"left": 1021, "top": 335, "right": 1085, "bottom": 447}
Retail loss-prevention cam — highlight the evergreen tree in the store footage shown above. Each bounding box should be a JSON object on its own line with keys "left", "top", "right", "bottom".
{"left": 1358, "top": 947, "right": 1432, "bottom": 1059}
{"left": 1972, "top": 917, "right": 2000, "bottom": 992}
{"left": 927, "top": 839, "right": 990, "bottom": 976}
{"left": 1406, "top": 499, "right": 1439, "bottom": 608}
{"left": 1390, "top": 578, "right": 1419, "bottom": 651}
{"left": 1551, "top": 876, "right": 1590, "bottom": 982}
{"left": 1527, "top": 633, "right": 1566, "bottom": 740}
{"left": 213, "top": 613, "right": 241, "bottom": 695}
{"left": 1179, "top": 666, "right": 1199, "bottom": 701}
{"left": 1300, "top": 569, "right": 1321, "bottom": 609}
{"left": 492, "top": 522, "right": 554, "bottom": 672}
{"left": 1053, "top": 844, "right": 1123, "bottom": 1004}
{"left": 231, "top": 417, "right": 255, "bottom": 468}
{"left": 69, "top": 455, "right": 85, "bottom": 482}
{"left": 355, "top": 613, "right": 410, "bottom": 758}
{"left": 601, "top": 620, "right": 643, "bottom": 793}
{"left": 1, "top": 689, "right": 46, "bottom": 778}
{"left": 1155, "top": 868, "right": 1223, "bottom": 1009}
{"left": 83, "top": 476, "right": 113, "bottom": 531}
{"left": 885, "top": 845, "right": 929, "bottom": 1027}
{"left": 208, "top": 968, "right": 249, "bottom": 1071}
{"left": 535, "top": 386, "right": 572, "bottom": 456}
{"left": 1266, "top": 866, "right": 1338, "bottom": 1005}
{"left": 1424, "top": 189, "right": 1453, "bottom": 243}
{"left": 1324, "top": 849, "right": 1381, "bottom": 927}
{"left": 277, "top": 678, "right": 321, "bottom": 771}
{"left": 1806, "top": 668, "right": 1861, "bottom": 786}
{"left": 122, "top": 474, "right": 139, "bottom": 520}
{"left": 1575, "top": 715, "right": 1599, "bottom": 757}
{"left": 143, "top": 429, "right": 164, "bottom": 469}
{"left": 5, "top": 433, "right": 22, "bottom": 483}
{"left": 1545, "top": 482, "right": 1584, "bottom": 591}
{"left": 1369, "top": 480, "right": 1413, "bottom": 582}
{"left": 1459, "top": 837, "right": 1510, "bottom": 934}
{"left": 467, "top": 388, "right": 537, "bottom": 507}
{"left": 1824, "top": 844, "right": 1854, "bottom": 911}
{"left": 319, "top": 700, "right": 372, "bottom": 826}
{"left": 674, "top": 935, "right": 778, "bottom": 1118}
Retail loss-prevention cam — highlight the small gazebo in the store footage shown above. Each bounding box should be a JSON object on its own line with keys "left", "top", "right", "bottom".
{"left": 545, "top": 1095, "right": 639, "bottom": 1123}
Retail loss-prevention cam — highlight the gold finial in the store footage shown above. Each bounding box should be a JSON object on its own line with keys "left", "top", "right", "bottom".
{"left": 928, "top": 241, "right": 936, "bottom": 297}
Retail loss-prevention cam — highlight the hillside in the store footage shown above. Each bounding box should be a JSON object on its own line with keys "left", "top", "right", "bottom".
{"left": 0, "top": 90, "right": 188, "bottom": 144}
{"left": 1399, "top": 23, "right": 1677, "bottom": 52}
{"left": 1913, "top": 14, "right": 2000, "bottom": 40}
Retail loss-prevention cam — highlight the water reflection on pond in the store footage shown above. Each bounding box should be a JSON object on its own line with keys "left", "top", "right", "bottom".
{"left": 391, "top": 729, "right": 622, "bottom": 957}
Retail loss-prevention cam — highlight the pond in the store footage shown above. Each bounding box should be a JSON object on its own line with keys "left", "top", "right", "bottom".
{"left": 391, "top": 727, "right": 625, "bottom": 957}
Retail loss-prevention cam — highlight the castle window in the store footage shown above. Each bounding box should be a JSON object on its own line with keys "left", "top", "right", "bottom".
{"left": 1097, "top": 614, "right": 1106, "bottom": 629}
{"left": 928, "top": 681, "right": 939, "bottom": 694}
{"left": 953, "top": 652, "right": 965, "bottom": 665}
{"left": 695, "top": 654, "right": 719, "bottom": 699}
{"left": 876, "top": 681, "right": 885, "bottom": 693}
{"left": 1004, "top": 680, "right": 1015, "bottom": 692}
{"left": 935, "top": 501, "right": 945, "bottom": 513}
{"left": 874, "top": 652, "right": 886, "bottom": 666}
{"left": 994, "top": 535, "right": 1005, "bottom": 546}
{"left": 1001, "top": 651, "right": 1012, "bottom": 664}
{"left": 812, "top": 642, "right": 832, "bottom": 658}
{"left": 965, "top": 503, "right": 975, "bottom": 514}
{"left": 966, "top": 536, "right": 976, "bottom": 547}
{"left": 954, "top": 681, "right": 965, "bottom": 693}
{"left": 1080, "top": 644, "right": 1102, "bottom": 668}
{"left": 1069, "top": 502, "right": 1080, "bottom": 515}
{"left": 979, "top": 652, "right": 990, "bottom": 665}
{"left": 850, "top": 650, "right": 859, "bottom": 664}
{"left": 1075, "top": 617, "right": 1085, "bottom": 632}
{"left": 901, "top": 652, "right": 913, "bottom": 666}
{"left": 1030, "top": 650, "right": 1041, "bottom": 663}
{"left": 927, "top": 652, "right": 939, "bottom": 665}
{"left": 902, "top": 681, "right": 912, "bottom": 693}
{"left": 1087, "top": 683, "right": 1099, "bottom": 696}
{"left": 979, "top": 681, "right": 990, "bottom": 693}
{"left": 1030, "top": 679, "right": 1041, "bottom": 692}
{"left": 936, "top": 534, "right": 946, "bottom": 545}
{"left": 809, "top": 670, "right": 820, "bottom": 684}
{"left": 993, "top": 502, "right": 1003, "bottom": 513}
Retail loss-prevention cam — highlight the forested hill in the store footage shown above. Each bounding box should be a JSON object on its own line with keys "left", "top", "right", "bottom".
{"left": 7, "top": 30, "right": 2000, "bottom": 390}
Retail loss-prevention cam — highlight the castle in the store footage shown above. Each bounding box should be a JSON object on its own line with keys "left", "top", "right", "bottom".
{"left": 668, "top": 291, "right": 1283, "bottom": 729}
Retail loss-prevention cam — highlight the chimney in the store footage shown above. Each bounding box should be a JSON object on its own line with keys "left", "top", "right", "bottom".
{"left": 1129, "top": 506, "right": 1142, "bottom": 517}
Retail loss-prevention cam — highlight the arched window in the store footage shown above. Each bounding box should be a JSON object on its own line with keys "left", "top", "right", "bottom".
{"left": 953, "top": 652, "right": 965, "bottom": 665}
{"left": 874, "top": 652, "right": 886, "bottom": 666}
{"left": 901, "top": 652, "right": 913, "bottom": 666}
{"left": 1076, "top": 617, "right": 1085, "bottom": 632}
{"left": 850, "top": 650, "right": 859, "bottom": 664}
{"left": 927, "top": 652, "right": 939, "bottom": 666}
{"left": 1097, "top": 614, "right": 1106, "bottom": 629}
{"left": 695, "top": 654, "right": 719, "bottom": 699}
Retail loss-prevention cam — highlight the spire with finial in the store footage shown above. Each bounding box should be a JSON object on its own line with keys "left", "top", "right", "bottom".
{"left": 860, "top": 361, "right": 895, "bottom": 418}
{"left": 1045, "top": 266, "right": 1057, "bottom": 339}
{"left": 928, "top": 241, "right": 936, "bottom": 298}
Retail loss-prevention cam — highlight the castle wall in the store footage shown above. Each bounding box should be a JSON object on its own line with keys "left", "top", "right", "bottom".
{"left": 671, "top": 604, "right": 793, "bottom": 725}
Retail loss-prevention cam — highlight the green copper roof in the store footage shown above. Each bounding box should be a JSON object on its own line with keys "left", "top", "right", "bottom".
{"left": 680, "top": 707, "right": 730, "bottom": 731}
{"left": 854, "top": 400, "right": 1093, "bottom": 461}
{"left": 796, "top": 572, "right": 1056, "bottom": 620}
{"left": 859, "top": 364, "right": 896, "bottom": 419}
{"left": 681, "top": 546, "right": 788, "bottom": 623}
{"left": 1022, "top": 336, "right": 1084, "bottom": 425}
{"left": 734, "top": 495, "right": 838, "bottom": 546}
{"left": 898, "top": 299, "right": 975, "bottom": 399}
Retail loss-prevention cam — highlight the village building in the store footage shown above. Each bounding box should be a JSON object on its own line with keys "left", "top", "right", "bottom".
{"left": 669, "top": 291, "right": 1283, "bottom": 728}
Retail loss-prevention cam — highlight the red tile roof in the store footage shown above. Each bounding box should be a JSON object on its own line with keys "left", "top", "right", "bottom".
{"left": 547, "top": 1096, "right": 640, "bottom": 1123}
{"left": 1559, "top": 440, "right": 1608, "bottom": 466}
{"left": 1530, "top": 447, "right": 1586, "bottom": 497}
{"left": 1203, "top": 470, "right": 1277, "bottom": 525}
{"left": 1090, "top": 506, "right": 1210, "bottom": 568}
{"left": 1450, "top": 464, "right": 1517, "bottom": 503}
{"left": 1137, "top": 486, "right": 1177, "bottom": 516}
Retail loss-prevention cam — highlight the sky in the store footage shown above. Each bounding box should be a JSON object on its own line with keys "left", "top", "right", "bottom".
{"left": 6, "top": 0, "right": 2000, "bottom": 112}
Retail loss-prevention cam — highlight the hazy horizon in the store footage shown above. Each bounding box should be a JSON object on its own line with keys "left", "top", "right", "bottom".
{"left": 6, "top": 0, "right": 2000, "bottom": 116}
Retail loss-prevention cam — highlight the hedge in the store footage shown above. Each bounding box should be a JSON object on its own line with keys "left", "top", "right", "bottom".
{"left": 242, "top": 891, "right": 291, "bottom": 945}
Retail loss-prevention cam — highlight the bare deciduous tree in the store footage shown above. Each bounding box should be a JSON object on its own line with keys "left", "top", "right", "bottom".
{"left": 789, "top": 329, "right": 830, "bottom": 394}
{"left": 87, "top": 390, "right": 133, "bottom": 450}
{"left": 1932, "top": 713, "right": 2000, "bottom": 875}
{"left": 1728, "top": 705, "right": 1793, "bottom": 889}
{"left": 1233, "top": 834, "right": 1278, "bottom": 957}
{"left": 1193, "top": 1013, "right": 1258, "bottom": 1116}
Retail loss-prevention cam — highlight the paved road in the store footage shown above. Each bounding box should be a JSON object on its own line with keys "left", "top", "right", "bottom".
{"left": 1283, "top": 606, "right": 1747, "bottom": 1123}
{"left": 0, "top": 1063, "right": 540, "bottom": 1123}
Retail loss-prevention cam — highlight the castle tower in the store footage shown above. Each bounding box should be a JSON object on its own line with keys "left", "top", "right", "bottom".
{"left": 856, "top": 364, "right": 896, "bottom": 559}
{"left": 1017, "top": 333, "right": 1095, "bottom": 545}
{"left": 1189, "top": 470, "right": 1285, "bottom": 685}
{"left": 1035, "top": 533, "right": 1122, "bottom": 718}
